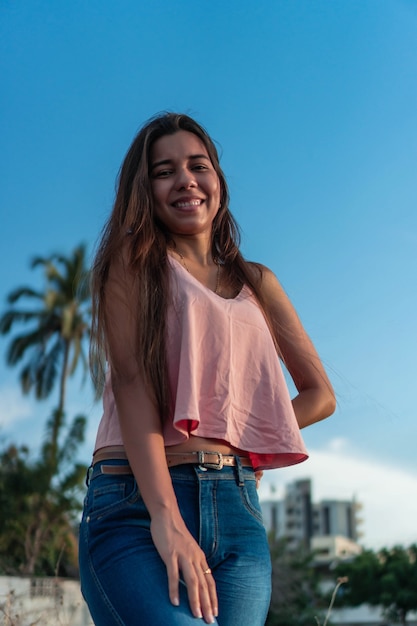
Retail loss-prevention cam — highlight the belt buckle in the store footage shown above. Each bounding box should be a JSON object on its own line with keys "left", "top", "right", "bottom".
{"left": 198, "top": 451, "right": 224, "bottom": 470}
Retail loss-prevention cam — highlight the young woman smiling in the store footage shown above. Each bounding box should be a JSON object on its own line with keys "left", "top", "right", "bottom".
{"left": 79, "top": 112, "right": 335, "bottom": 626}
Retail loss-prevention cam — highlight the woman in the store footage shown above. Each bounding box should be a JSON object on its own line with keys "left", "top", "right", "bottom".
{"left": 79, "top": 112, "right": 335, "bottom": 626}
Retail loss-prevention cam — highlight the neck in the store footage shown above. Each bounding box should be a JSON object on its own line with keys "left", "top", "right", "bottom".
{"left": 169, "top": 235, "right": 215, "bottom": 266}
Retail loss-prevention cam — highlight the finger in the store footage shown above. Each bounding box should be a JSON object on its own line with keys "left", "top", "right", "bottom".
{"left": 181, "top": 564, "right": 204, "bottom": 619}
{"left": 180, "top": 560, "right": 217, "bottom": 622}
{"left": 191, "top": 564, "right": 217, "bottom": 624}
{"left": 166, "top": 559, "right": 180, "bottom": 607}
{"left": 200, "top": 567, "right": 218, "bottom": 621}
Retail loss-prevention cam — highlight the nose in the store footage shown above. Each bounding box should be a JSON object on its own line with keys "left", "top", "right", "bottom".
{"left": 176, "top": 167, "right": 197, "bottom": 190}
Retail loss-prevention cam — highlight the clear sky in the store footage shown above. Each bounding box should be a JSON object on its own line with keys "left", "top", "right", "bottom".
{"left": 1, "top": 0, "right": 416, "bottom": 550}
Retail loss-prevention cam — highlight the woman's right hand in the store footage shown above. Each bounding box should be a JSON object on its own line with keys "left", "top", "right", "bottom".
{"left": 150, "top": 511, "right": 218, "bottom": 624}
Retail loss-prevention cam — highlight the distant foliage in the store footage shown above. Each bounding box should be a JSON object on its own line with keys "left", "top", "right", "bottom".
{"left": 334, "top": 544, "right": 417, "bottom": 625}
{"left": 266, "top": 537, "right": 327, "bottom": 626}
{"left": 0, "top": 441, "right": 85, "bottom": 576}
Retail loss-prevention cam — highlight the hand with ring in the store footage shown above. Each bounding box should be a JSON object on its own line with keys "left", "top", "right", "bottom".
{"left": 150, "top": 512, "right": 218, "bottom": 623}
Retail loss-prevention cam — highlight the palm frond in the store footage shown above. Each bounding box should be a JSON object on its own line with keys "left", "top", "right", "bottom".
{"left": 3, "top": 243, "right": 92, "bottom": 405}
{"left": 0, "top": 309, "right": 46, "bottom": 334}
{"left": 68, "top": 336, "right": 87, "bottom": 377}
{"left": 20, "top": 361, "right": 37, "bottom": 395}
{"left": 6, "top": 329, "right": 48, "bottom": 365}
{"left": 38, "top": 338, "right": 64, "bottom": 399}
{"left": 7, "top": 287, "right": 44, "bottom": 303}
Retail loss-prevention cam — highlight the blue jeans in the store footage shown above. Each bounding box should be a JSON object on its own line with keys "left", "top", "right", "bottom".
{"left": 79, "top": 459, "right": 271, "bottom": 625}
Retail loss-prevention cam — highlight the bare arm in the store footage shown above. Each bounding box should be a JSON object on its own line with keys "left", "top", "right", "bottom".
{"left": 258, "top": 266, "right": 336, "bottom": 428}
{"left": 104, "top": 255, "right": 217, "bottom": 623}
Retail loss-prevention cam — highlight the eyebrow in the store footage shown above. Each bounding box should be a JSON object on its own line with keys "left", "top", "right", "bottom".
{"left": 150, "top": 154, "right": 211, "bottom": 171}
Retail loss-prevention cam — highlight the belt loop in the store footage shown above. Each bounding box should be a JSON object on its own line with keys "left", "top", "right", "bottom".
{"left": 235, "top": 456, "right": 245, "bottom": 486}
{"left": 85, "top": 464, "right": 93, "bottom": 487}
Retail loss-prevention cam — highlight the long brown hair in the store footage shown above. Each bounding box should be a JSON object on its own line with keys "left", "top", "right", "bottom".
{"left": 90, "top": 112, "right": 271, "bottom": 419}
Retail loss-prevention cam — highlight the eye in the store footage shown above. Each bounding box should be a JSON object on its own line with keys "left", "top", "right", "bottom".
{"left": 153, "top": 169, "right": 172, "bottom": 178}
{"left": 192, "top": 164, "right": 209, "bottom": 171}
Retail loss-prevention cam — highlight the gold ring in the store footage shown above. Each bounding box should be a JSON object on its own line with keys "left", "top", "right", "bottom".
{"left": 203, "top": 568, "right": 212, "bottom": 575}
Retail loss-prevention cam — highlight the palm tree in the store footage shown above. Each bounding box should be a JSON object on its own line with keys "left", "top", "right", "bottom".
{"left": 0, "top": 243, "right": 93, "bottom": 465}
{"left": 0, "top": 244, "right": 91, "bottom": 411}
{"left": 0, "top": 244, "right": 93, "bottom": 575}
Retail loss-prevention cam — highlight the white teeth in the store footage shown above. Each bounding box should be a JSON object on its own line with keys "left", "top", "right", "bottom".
{"left": 174, "top": 200, "right": 201, "bottom": 208}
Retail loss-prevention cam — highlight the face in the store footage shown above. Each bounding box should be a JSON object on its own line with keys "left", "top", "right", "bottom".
{"left": 150, "top": 131, "right": 221, "bottom": 239}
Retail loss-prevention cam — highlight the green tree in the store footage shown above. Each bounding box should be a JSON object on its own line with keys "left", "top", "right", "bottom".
{"left": 335, "top": 545, "right": 417, "bottom": 625}
{"left": 266, "top": 537, "right": 326, "bottom": 626}
{"left": 0, "top": 441, "right": 85, "bottom": 576}
{"left": 0, "top": 244, "right": 93, "bottom": 575}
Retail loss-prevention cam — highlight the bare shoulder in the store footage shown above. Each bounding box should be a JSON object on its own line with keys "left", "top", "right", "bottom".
{"left": 246, "top": 261, "right": 308, "bottom": 346}
{"left": 246, "top": 261, "right": 288, "bottom": 304}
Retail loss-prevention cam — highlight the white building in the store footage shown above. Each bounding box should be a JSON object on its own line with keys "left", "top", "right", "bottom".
{"left": 261, "top": 478, "right": 363, "bottom": 551}
{"left": 311, "top": 535, "right": 362, "bottom": 564}
{"left": 313, "top": 498, "right": 363, "bottom": 542}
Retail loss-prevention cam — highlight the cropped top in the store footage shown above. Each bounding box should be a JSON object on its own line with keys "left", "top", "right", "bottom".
{"left": 94, "top": 255, "right": 308, "bottom": 471}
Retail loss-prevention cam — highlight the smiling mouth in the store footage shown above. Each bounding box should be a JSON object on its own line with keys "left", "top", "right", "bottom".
{"left": 172, "top": 199, "right": 203, "bottom": 208}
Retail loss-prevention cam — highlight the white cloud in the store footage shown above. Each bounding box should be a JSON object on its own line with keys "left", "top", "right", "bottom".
{"left": 0, "top": 385, "right": 33, "bottom": 428}
{"left": 259, "top": 438, "right": 417, "bottom": 551}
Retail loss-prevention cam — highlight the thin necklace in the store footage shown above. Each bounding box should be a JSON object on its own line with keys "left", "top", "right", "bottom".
{"left": 174, "top": 250, "right": 221, "bottom": 295}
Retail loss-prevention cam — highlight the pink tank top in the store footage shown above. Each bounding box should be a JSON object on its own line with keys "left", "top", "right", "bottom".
{"left": 95, "top": 256, "right": 308, "bottom": 470}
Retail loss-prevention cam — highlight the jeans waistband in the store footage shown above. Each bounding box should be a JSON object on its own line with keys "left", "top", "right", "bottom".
{"left": 93, "top": 448, "right": 252, "bottom": 470}
{"left": 86, "top": 456, "right": 254, "bottom": 486}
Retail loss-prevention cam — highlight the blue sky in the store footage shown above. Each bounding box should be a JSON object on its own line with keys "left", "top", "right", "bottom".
{"left": 1, "top": 0, "right": 416, "bottom": 550}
